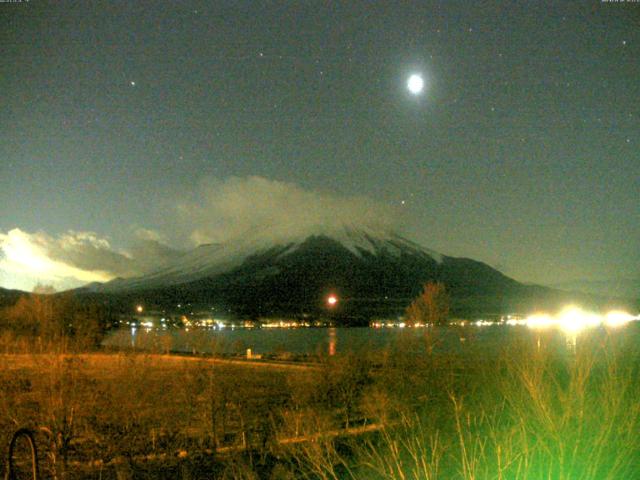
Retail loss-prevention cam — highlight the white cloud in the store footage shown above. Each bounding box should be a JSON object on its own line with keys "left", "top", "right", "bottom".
{"left": 127, "top": 228, "right": 182, "bottom": 273}
{"left": 0, "top": 229, "right": 115, "bottom": 290}
{"left": 0, "top": 228, "right": 181, "bottom": 291}
{"left": 179, "top": 176, "right": 400, "bottom": 246}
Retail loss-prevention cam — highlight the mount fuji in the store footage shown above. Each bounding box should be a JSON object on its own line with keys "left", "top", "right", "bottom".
{"left": 82, "top": 226, "right": 604, "bottom": 323}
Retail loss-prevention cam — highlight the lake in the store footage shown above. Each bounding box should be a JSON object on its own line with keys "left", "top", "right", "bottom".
{"left": 103, "top": 322, "right": 640, "bottom": 357}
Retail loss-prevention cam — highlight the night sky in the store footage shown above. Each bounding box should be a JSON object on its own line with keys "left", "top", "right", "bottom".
{"left": 1, "top": 1, "right": 638, "bottom": 292}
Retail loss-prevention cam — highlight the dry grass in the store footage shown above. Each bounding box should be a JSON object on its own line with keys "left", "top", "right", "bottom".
{"left": 0, "top": 352, "right": 321, "bottom": 478}
{"left": 1, "top": 329, "right": 639, "bottom": 479}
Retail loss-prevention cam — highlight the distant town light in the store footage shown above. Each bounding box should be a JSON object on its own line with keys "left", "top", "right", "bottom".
{"left": 526, "top": 313, "right": 554, "bottom": 330}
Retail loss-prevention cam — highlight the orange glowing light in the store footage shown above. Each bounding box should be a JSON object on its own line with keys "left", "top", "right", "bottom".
{"left": 327, "top": 295, "right": 338, "bottom": 306}
{"left": 136, "top": 305, "right": 143, "bottom": 313}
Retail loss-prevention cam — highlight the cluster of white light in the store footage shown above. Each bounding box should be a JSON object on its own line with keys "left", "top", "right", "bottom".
{"left": 604, "top": 310, "right": 637, "bottom": 328}
{"left": 473, "top": 320, "right": 494, "bottom": 327}
{"left": 516, "top": 307, "right": 639, "bottom": 332}
{"left": 262, "top": 320, "right": 312, "bottom": 328}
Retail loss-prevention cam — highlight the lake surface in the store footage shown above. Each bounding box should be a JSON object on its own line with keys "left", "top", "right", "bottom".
{"left": 103, "top": 322, "right": 640, "bottom": 357}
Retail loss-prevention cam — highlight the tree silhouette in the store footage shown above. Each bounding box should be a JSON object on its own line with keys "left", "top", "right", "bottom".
{"left": 405, "top": 281, "right": 450, "bottom": 325}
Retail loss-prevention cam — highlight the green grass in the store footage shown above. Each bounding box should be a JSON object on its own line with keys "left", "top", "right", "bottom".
{"left": 319, "top": 332, "right": 640, "bottom": 480}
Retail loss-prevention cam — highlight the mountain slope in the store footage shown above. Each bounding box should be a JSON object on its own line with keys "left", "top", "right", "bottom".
{"left": 98, "top": 226, "right": 442, "bottom": 292}
{"left": 550, "top": 278, "right": 639, "bottom": 300}
{"left": 85, "top": 227, "right": 627, "bottom": 323}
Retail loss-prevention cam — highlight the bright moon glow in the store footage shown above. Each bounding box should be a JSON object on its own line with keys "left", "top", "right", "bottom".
{"left": 327, "top": 295, "right": 338, "bottom": 306}
{"left": 407, "top": 74, "right": 424, "bottom": 95}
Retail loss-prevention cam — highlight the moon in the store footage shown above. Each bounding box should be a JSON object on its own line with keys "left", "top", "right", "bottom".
{"left": 407, "top": 74, "right": 424, "bottom": 95}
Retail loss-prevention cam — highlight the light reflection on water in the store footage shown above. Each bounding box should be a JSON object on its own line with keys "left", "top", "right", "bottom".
{"left": 328, "top": 327, "right": 336, "bottom": 356}
{"left": 104, "top": 322, "right": 640, "bottom": 357}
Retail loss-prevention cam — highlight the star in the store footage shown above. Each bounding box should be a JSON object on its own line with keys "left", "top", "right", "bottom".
{"left": 130, "top": 81, "right": 136, "bottom": 87}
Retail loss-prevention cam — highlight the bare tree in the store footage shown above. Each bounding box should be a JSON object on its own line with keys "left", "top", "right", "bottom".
{"left": 405, "top": 282, "right": 450, "bottom": 325}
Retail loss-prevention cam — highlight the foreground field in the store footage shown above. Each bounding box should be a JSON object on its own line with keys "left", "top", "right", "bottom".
{"left": 1, "top": 330, "right": 640, "bottom": 479}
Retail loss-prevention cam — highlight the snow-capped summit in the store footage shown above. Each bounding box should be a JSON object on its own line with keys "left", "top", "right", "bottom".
{"left": 98, "top": 225, "right": 444, "bottom": 293}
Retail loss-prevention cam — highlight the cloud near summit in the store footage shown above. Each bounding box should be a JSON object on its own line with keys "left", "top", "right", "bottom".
{"left": 180, "top": 176, "right": 400, "bottom": 246}
{"left": 1, "top": 177, "right": 399, "bottom": 290}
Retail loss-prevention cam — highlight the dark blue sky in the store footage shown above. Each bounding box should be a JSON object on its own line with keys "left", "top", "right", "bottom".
{"left": 1, "top": 0, "right": 638, "bottom": 290}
